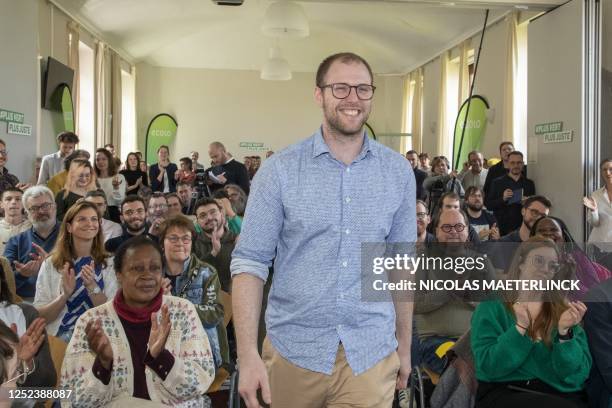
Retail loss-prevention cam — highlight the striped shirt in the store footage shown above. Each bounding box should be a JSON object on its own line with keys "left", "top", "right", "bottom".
{"left": 231, "top": 128, "right": 416, "bottom": 375}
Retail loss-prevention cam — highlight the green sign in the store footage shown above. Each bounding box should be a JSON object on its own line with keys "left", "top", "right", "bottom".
{"left": 145, "top": 114, "right": 178, "bottom": 165}
{"left": 61, "top": 86, "right": 75, "bottom": 132}
{"left": 543, "top": 130, "right": 573, "bottom": 144}
{"left": 7, "top": 122, "right": 32, "bottom": 136}
{"left": 0, "top": 109, "right": 24, "bottom": 124}
{"left": 452, "top": 95, "right": 489, "bottom": 169}
{"left": 535, "top": 121, "right": 563, "bottom": 135}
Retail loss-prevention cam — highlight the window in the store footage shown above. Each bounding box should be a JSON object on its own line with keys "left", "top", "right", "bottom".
{"left": 444, "top": 57, "right": 460, "bottom": 162}
{"left": 121, "top": 68, "right": 136, "bottom": 157}
{"left": 514, "top": 21, "right": 528, "bottom": 158}
{"left": 403, "top": 79, "right": 416, "bottom": 153}
{"left": 78, "top": 41, "right": 95, "bottom": 155}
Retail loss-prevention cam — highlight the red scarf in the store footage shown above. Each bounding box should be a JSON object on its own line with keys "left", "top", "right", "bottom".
{"left": 113, "top": 288, "right": 163, "bottom": 324}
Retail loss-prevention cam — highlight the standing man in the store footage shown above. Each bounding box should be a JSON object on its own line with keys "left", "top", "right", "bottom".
{"left": 37, "top": 131, "right": 79, "bottom": 185}
{"left": 406, "top": 150, "right": 427, "bottom": 200}
{"left": 458, "top": 150, "right": 488, "bottom": 191}
{"left": 206, "top": 142, "right": 250, "bottom": 195}
{"left": 231, "top": 52, "right": 415, "bottom": 407}
{"left": 191, "top": 150, "right": 205, "bottom": 171}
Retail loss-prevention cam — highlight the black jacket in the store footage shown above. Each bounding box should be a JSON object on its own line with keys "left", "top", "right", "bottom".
{"left": 149, "top": 162, "right": 178, "bottom": 193}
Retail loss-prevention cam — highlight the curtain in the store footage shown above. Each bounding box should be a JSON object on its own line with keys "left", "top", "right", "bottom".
{"left": 437, "top": 51, "right": 450, "bottom": 158}
{"left": 458, "top": 40, "right": 471, "bottom": 106}
{"left": 111, "top": 51, "right": 122, "bottom": 157}
{"left": 411, "top": 68, "right": 423, "bottom": 153}
{"left": 94, "top": 41, "right": 108, "bottom": 148}
{"left": 67, "top": 21, "right": 80, "bottom": 132}
{"left": 504, "top": 12, "right": 519, "bottom": 146}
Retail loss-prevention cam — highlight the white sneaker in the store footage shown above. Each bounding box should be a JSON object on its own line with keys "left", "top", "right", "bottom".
{"left": 398, "top": 387, "right": 411, "bottom": 408}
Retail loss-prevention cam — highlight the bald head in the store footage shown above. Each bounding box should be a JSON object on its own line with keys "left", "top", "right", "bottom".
{"left": 436, "top": 209, "right": 469, "bottom": 243}
{"left": 209, "top": 142, "right": 228, "bottom": 166}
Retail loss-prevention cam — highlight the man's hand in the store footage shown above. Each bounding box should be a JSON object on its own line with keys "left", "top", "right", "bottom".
{"left": 503, "top": 188, "right": 514, "bottom": 201}
{"left": 238, "top": 351, "right": 271, "bottom": 408}
{"left": 489, "top": 225, "right": 500, "bottom": 240}
{"left": 14, "top": 243, "right": 48, "bottom": 277}
{"left": 217, "top": 172, "right": 227, "bottom": 184}
{"left": 210, "top": 225, "right": 223, "bottom": 257}
{"left": 395, "top": 342, "right": 412, "bottom": 390}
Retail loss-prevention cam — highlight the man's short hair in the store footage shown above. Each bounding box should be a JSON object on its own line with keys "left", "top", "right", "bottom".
{"left": 523, "top": 195, "right": 552, "bottom": 210}
{"left": 440, "top": 191, "right": 460, "bottom": 203}
{"left": 22, "top": 185, "right": 54, "bottom": 209}
{"left": 499, "top": 141, "right": 514, "bottom": 152}
{"left": 406, "top": 150, "right": 418, "bottom": 156}
{"left": 57, "top": 131, "right": 79, "bottom": 144}
{"left": 467, "top": 151, "right": 482, "bottom": 161}
{"left": 212, "top": 189, "right": 230, "bottom": 200}
{"left": 1, "top": 187, "right": 23, "bottom": 200}
{"left": 434, "top": 209, "right": 470, "bottom": 229}
{"left": 507, "top": 151, "right": 524, "bottom": 160}
{"left": 158, "top": 214, "right": 195, "bottom": 243}
{"left": 418, "top": 152, "right": 430, "bottom": 160}
{"left": 464, "top": 186, "right": 484, "bottom": 199}
{"left": 165, "top": 192, "right": 183, "bottom": 206}
{"left": 315, "top": 52, "right": 373, "bottom": 88}
{"left": 209, "top": 142, "right": 226, "bottom": 152}
{"left": 120, "top": 195, "right": 146, "bottom": 213}
{"left": 194, "top": 197, "right": 222, "bottom": 214}
{"left": 0, "top": 139, "right": 5, "bottom": 147}
{"left": 416, "top": 199, "right": 428, "bottom": 211}
{"left": 179, "top": 157, "right": 193, "bottom": 168}
{"left": 64, "top": 149, "right": 91, "bottom": 171}
{"left": 84, "top": 189, "right": 108, "bottom": 203}
{"left": 148, "top": 192, "right": 167, "bottom": 205}
{"left": 177, "top": 181, "right": 193, "bottom": 190}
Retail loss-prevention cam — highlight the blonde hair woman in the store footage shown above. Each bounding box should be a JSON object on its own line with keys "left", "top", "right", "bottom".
{"left": 55, "top": 159, "right": 97, "bottom": 222}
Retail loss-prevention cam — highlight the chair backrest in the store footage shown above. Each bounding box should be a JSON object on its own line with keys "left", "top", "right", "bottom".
{"left": 219, "top": 290, "right": 232, "bottom": 327}
{"left": 47, "top": 335, "right": 68, "bottom": 387}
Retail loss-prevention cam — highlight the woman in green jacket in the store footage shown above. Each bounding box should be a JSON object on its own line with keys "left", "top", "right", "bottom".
{"left": 471, "top": 236, "right": 591, "bottom": 408}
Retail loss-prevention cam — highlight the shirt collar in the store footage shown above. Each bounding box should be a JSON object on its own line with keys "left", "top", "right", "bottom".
{"left": 312, "top": 126, "right": 376, "bottom": 160}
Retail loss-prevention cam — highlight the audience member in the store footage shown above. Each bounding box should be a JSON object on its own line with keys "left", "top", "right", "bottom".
{"left": 193, "top": 198, "right": 237, "bottom": 293}
{"left": 4, "top": 186, "right": 59, "bottom": 300}
{"left": 498, "top": 195, "right": 551, "bottom": 243}
{"left": 147, "top": 192, "right": 168, "bottom": 239}
{"left": 0, "top": 262, "right": 56, "bottom": 390}
{"left": 120, "top": 152, "right": 148, "bottom": 196}
{"left": 47, "top": 149, "right": 90, "bottom": 195}
{"left": 424, "top": 156, "right": 464, "bottom": 215}
{"left": 177, "top": 181, "right": 197, "bottom": 216}
{"left": 38, "top": 131, "right": 79, "bottom": 185}
{"left": 471, "top": 237, "right": 590, "bottom": 408}
{"left": 94, "top": 148, "right": 126, "bottom": 223}
{"left": 583, "top": 158, "right": 612, "bottom": 270}
{"left": 55, "top": 159, "right": 97, "bottom": 222}
{"left": 159, "top": 215, "right": 229, "bottom": 371}
{"left": 105, "top": 195, "right": 150, "bottom": 253}
{"left": 0, "top": 139, "right": 28, "bottom": 195}
{"left": 207, "top": 142, "right": 250, "bottom": 195}
{"left": 83, "top": 190, "right": 122, "bottom": 243}
{"left": 0, "top": 188, "right": 31, "bottom": 254}
{"left": 224, "top": 183, "right": 247, "bottom": 217}
{"left": 485, "top": 151, "right": 536, "bottom": 235}
{"left": 416, "top": 200, "right": 434, "bottom": 243}
{"left": 165, "top": 193, "right": 183, "bottom": 218}
{"left": 212, "top": 189, "right": 242, "bottom": 234}
{"left": 458, "top": 150, "right": 488, "bottom": 191}
{"left": 465, "top": 186, "right": 499, "bottom": 241}
{"left": 483, "top": 141, "right": 517, "bottom": 197}
{"left": 61, "top": 236, "right": 214, "bottom": 406}
{"left": 28, "top": 156, "right": 42, "bottom": 186}
{"left": 176, "top": 157, "right": 196, "bottom": 186}
{"left": 419, "top": 152, "right": 431, "bottom": 172}
{"left": 406, "top": 150, "right": 428, "bottom": 200}
{"left": 191, "top": 150, "right": 205, "bottom": 171}
{"left": 149, "top": 145, "right": 178, "bottom": 193}
{"left": 33, "top": 201, "right": 117, "bottom": 342}
{"left": 266, "top": 150, "right": 274, "bottom": 158}
{"left": 104, "top": 143, "right": 122, "bottom": 169}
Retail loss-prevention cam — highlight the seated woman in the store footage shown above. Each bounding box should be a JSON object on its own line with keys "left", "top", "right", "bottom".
{"left": 34, "top": 201, "right": 117, "bottom": 342}
{"left": 530, "top": 215, "right": 612, "bottom": 297}
{"left": 94, "top": 148, "right": 126, "bottom": 224}
{"left": 159, "top": 215, "right": 228, "bottom": 372}
{"left": 61, "top": 236, "right": 215, "bottom": 407}
{"left": 55, "top": 159, "right": 97, "bottom": 222}
{"left": 471, "top": 236, "right": 591, "bottom": 408}
{"left": 0, "top": 262, "right": 56, "bottom": 391}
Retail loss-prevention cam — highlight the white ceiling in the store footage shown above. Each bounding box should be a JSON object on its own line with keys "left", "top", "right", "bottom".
{"left": 53, "top": 0, "right": 563, "bottom": 74}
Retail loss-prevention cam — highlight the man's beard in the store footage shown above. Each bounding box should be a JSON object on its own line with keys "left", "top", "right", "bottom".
{"left": 126, "top": 220, "right": 144, "bottom": 233}
{"left": 467, "top": 202, "right": 482, "bottom": 211}
{"left": 202, "top": 219, "right": 220, "bottom": 234}
{"left": 33, "top": 218, "right": 55, "bottom": 231}
{"left": 323, "top": 100, "right": 370, "bottom": 137}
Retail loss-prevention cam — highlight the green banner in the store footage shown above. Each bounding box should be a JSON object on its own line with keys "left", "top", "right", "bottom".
{"left": 145, "top": 114, "right": 178, "bottom": 165}
{"left": 452, "top": 95, "right": 489, "bottom": 169}
{"left": 50, "top": 85, "right": 75, "bottom": 134}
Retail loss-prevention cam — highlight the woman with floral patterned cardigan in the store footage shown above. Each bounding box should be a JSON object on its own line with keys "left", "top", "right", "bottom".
{"left": 60, "top": 236, "right": 215, "bottom": 407}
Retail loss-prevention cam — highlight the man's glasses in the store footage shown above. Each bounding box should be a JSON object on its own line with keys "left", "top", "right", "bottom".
{"left": 27, "top": 202, "right": 54, "bottom": 213}
{"left": 439, "top": 223, "right": 466, "bottom": 233}
{"left": 319, "top": 83, "right": 376, "bottom": 100}
{"left": 416, "top": 212, "right": 428, "bottom": 220}
{"left": 150, "top": 204, "right": 168, "bottom": 210}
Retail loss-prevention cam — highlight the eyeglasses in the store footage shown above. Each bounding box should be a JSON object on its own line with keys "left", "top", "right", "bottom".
{"left": 528, "top": 254, "right": 561, "bottom": 273}
{"left": 150, "top": 204, "right": 168, "bottom": 210}
{"left": 416, "top": 212, "right": 428, "bottom": 220}
{"left": 439, "top": 223, "right": 466, "bottom": 233}
{"left": 165, "top": 235, "right": 192, "bottom": 244}
{"left": 123, "top": 208, "right": 145, "bottom": 216}
{"left": 319, "top": 83, "right": 376, "bottom": 100}
{"left": 27, "top": 202, "right": 54, "bottom": 213}
{"left": 0, "top": 150, "right": 8, "bottom": 156}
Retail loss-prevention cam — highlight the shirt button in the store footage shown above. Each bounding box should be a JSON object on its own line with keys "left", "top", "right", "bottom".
{"left": 345, "top": 197, "right": 351, "bottom": 203}
{"left": 342, "top": 261, "right": 348, "bottom": 267}
{"left": 346, "top": 168, "right": 351, "bottom": 173}
{"left": 345, "top": 229, "right": 350, "bottom": 235}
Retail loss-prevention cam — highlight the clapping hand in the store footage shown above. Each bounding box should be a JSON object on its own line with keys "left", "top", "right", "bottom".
{"left": 161, "top": 277, "right": 172, "bottom": 295}
{"left": 60, "top": 262, "right": 77, "bottom": 300}
{"left": 558, "top": 301, "right": 587, "bottom": 335}
{"left": 81, "top": 261, "right": 97, "bottom": 292}
{"left": 583, "top": 197, "right": 597, "bottom": 211}
{"left": 85, "top": 319, "right": 114, "bottom": 369}
{"left": 14, "top": 243, "right": 48, "bottom": 277}
{"left": 148, "top": 305, "right": 171, "bottom": 358}
{"left": 12, "top": 317, "right": 46, "bottom": 365}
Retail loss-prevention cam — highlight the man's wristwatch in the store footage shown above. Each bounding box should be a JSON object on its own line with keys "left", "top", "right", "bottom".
{"left": 87, "top": 285, "right": 102, "bottom": 295}
{"left": 558, "top": 327, "right": 574, "bottom": 341}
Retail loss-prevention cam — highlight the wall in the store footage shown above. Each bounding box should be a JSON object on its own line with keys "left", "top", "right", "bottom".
{"left": 135, "top": 64, "right": 405, "bottom": 162}
{"left": 0, "top": 0, "right": 39, "bottom": 181}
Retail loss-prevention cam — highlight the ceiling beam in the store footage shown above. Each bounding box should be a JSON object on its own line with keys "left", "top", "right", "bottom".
{"left": 298, "top": 0, "right": 563, "bottom": 11}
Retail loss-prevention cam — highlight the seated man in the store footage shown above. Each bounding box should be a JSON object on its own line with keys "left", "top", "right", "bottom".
{"left": 105, "top": 195, "right": 150, "bottom": 253}
{"left": 193, "top": 198, "right": 237, "bottom": 293}
{"left": 84, "top": 190, "right": 122, "bottom": 243}
{"left": 416, "top": 200, "right": 434, "bottom": 244}
{"left": 146, "top": 192, "right": 168, "bottom": 240}
{"left": 465, "top": 186, "right": 499, "bottom": 241}
{"left": 0, "top": 187, "right": 31, "bottom": 254}
{"left": 414, "top": 209, "right": 496, "bottom": 375}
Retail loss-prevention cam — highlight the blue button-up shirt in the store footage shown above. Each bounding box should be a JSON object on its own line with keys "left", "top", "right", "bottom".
{"left": 231, "top": 128, "right": 416, "bottom": 375}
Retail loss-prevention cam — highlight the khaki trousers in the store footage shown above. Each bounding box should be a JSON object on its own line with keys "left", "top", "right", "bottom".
{"left": 262, "top": 337, "right": 399, "bottom": 408}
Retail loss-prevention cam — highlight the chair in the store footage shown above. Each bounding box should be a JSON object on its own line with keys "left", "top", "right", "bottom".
{"left": 45, "top": 335, "right": 68, "bottom": 408}
{"left": 206, "top": 290, "right": 232, "bottom": 394}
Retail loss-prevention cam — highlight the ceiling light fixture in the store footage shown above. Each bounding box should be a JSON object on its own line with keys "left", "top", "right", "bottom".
{"left": 262, "top": 1, "right": 309, "bottom": 38}
{"left": 260, "top": 46, "right": 292, "bottom": 80}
